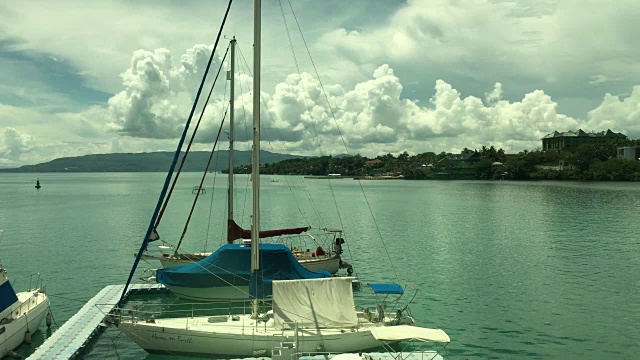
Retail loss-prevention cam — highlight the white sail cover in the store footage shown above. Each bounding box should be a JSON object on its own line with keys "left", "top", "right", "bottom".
{"left": 273, "top": 277, "right": 358, "bottom": 329}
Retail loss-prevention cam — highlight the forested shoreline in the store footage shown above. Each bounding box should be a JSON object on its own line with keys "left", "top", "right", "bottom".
{"left": 228, "top": 139, "right": 640, "bottom": 181}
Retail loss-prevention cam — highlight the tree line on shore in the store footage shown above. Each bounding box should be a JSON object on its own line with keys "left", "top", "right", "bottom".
{"left": 228, "top": 138, "right": 640, "bottom": 181}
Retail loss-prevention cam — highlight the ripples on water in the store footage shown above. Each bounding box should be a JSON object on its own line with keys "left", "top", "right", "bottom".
{"left": 1, "top": 174, "right": 639, "bottom": 359}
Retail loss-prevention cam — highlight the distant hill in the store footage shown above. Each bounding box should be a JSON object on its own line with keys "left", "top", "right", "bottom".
{"left": 0, "top": 150, "right": 305, "bottom": 173}
{"left": 334, "top": 154, "right": 354, "bottom": 158}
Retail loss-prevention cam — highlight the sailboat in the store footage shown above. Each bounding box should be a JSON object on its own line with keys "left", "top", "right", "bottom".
{"left": 140, "top": 36, "right": 347, "bottom": 276}
{"left": 118, "top": 0, "right": 450, "bottom": 356}
{"left": 0, "top": 231, "right": 51, "bottom": 358}
{"left": 154, "top": 243, "right": 332, "bottom": 301}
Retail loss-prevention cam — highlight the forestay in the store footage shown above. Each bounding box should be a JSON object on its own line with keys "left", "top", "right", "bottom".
{"left": 273, "top": 277, "right": 358, "bottom": 329}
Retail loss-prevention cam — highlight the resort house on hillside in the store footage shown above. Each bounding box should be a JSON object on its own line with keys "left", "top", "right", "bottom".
{"left": 617, "top": 146, "right": 640, "bottom": 161}
{"left": 433, "top": 152, "right": 481, "bottom": 179}
{"left": 541, "top": 129, "right": 627, "bottom": 152}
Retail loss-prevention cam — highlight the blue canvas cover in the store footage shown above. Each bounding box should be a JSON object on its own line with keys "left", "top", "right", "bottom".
{"left": 156, "top": 244, "right": 330, "bottom": 298}
{"left": 249, "top": 271, "right": 268, "bottom": 299}
{"left": 368, "top": 283, "right": 404, "bottom": 295}
{"left": 0, "top": 280, "right": 18, "bottom": 313}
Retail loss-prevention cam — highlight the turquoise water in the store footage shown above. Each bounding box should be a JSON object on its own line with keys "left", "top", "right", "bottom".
{"left": 1, "top": 173, "right": 639, "bottom": 359}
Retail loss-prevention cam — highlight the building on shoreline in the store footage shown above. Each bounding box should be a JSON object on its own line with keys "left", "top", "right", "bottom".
{"left": 541, "top": 129, "right": 626, "bottom": 152}
{"left": 617, "top": 146, "right": 640, "bottom": 161}
{"left": 433, "top": 152, "right": 481, "bottom": 180}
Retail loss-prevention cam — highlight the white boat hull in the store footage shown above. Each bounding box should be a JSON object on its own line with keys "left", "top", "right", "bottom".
{"left": 119, "top": 315, "right": 384, "bottom": 357}
{"left": 0, "top": 291, "right": 49, "bottom": 358}
{"left": 296, "top": 256, "right": 340, "bottom": 274}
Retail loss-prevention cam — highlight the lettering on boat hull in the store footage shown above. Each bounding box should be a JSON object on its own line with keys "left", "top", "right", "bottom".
{"left": 151, "top": 332, "right": 193, "bottom": 344}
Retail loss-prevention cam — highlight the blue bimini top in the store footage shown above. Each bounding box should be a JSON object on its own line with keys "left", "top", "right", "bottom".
{"left": 368, "top": 283, "right": 405, "bottom": 295}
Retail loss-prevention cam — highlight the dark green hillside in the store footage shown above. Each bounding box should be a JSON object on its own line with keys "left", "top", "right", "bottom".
{"left": 0, "top": 150, "right": 305, "bottom": 172}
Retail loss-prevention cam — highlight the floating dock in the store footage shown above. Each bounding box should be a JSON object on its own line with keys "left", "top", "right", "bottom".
{"left": 29, "top": 283, "right": 166, "bottom": 360}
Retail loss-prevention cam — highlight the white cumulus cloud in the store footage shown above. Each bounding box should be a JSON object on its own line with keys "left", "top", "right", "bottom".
{"left": 106, "top": 45, "right": 225, "bottom": 139}
{"left": 4, "top": 44, "right": 640, "bottom": 166}
{"left": 96, "top": 42, "right": 640, "bottom": 157}
{"left": 0, "top": 127, "right": 35, "bottom": 160}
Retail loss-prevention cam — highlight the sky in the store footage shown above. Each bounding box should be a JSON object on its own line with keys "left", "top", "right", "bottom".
{"left": 1, "top": 0, "right": 640, "bottom": 167}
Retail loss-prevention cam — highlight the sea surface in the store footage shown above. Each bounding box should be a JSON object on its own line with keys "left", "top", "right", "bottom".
{"left": 1, "top": 172, "right": 639, "bottom": 359}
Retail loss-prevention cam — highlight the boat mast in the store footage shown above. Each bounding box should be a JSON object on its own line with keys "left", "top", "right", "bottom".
{"left": 251, "top": 0, "right": 261, "bottom": 319}
{"left": 228, "top": 37, "right": 236, "bottom": 228}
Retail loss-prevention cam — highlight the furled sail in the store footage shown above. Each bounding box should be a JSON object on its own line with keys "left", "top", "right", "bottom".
{"left": 227, "top": 219, "right": 309, "bottom": 243}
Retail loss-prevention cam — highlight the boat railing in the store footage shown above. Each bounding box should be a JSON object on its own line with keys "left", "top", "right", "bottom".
{"left": 287, "top": 349, "right": 445, "bottom": 360}
{"left": 192, "top": 185, "right": 206, "bottom": 194}
{"left": 3, "top": 289, "right": 46, "bottom": 323}
{"left": 113, "top": 299, "right": 273, "bottom": 323}
{"left": 10, "top": 272, "right": 46, "bottom": 293}
{"left": 283, "top": 332, "right": 449, "bottom": 360}
{"left": 272, "top": 232, "right": 339, "bottom": 254}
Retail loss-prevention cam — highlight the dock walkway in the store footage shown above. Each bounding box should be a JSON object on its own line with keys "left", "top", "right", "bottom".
{"left": 29, "top": 283, "right": 165, "bottom": 359}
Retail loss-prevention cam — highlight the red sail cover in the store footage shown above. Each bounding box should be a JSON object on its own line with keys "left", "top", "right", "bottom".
{"left": 227, "top": 219, "right": 309, "bottom": 243}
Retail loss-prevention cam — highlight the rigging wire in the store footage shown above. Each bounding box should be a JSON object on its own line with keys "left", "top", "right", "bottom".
{"left": 121, "top": 0, "right": 234, "bottom": 303}
{"left": 219, "top": 60, "right": 232, "bottom": 246}
{"left": 155, "top": 43, "right": 231, "bottom": 229}
{"left": 172, "top": 37, "right": 232, "bottom": 253}
{"left": 286, "top": 0, "right": 399, "bottom": 282}
{"left": 176, "top": 105, "right": 229, "bottom": 252}
{"left": 205, "top": 146, "right": 222, "bottom": 252}
{"left": 204, "top": 66, "right": 230, "bottom": 252}
{"left": 237, "top": 44, "right": 320, "bottom": 230}
{"left": 276, "top": 0, "right": 342, "bottom": 231}
{"left": 202, "top": 52, "right": 229, "bottom": 252}
{"left": 174, "top": 44, "right": 232, "bottom": 252}
{"left": 276, "top": 1, "right": 357, "bottom": 274}
{"left": 234, "top": 54, "right": 252, "bottom": 229}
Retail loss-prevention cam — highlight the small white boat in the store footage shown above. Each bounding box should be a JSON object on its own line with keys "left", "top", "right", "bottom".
{"left": 0, "top": 261, "right": 50, "bottom": 358}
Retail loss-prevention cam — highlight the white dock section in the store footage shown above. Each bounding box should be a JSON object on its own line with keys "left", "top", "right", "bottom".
{"left": 29, "top": 283, "right": 165, "bottom": 360}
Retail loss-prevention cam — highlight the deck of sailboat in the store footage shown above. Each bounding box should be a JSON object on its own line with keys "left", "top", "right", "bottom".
{"left": 123, "top": 312, "right": 389, "bottom": 336}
